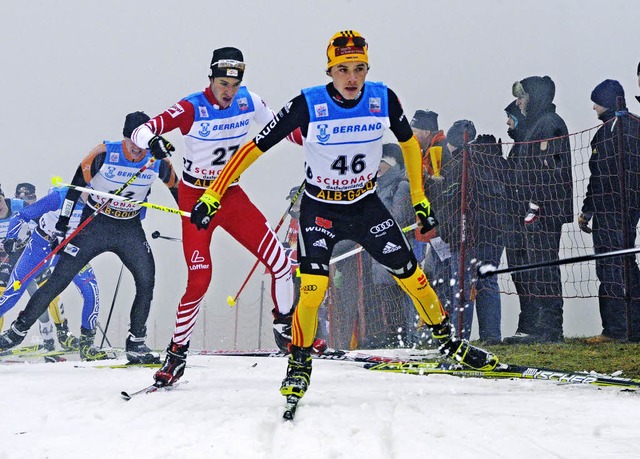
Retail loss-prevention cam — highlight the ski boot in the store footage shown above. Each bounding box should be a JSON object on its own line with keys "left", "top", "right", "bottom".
{"left": 272, "top": 309, "right": 328, "bottom": 355}
{"left": 125, "top": 330, "right": 160, "bottom": 364}
{"left": 154, "top": 340, "right": 189, "bottom": 387}
{"left": 79, "top": 327, "right": 111, "bottom": 361}
{"left": 431, "top": 317, "right": 498, "bottom": 371}
{"left": 0, "top": 321, "right": 28, "bottom": 351}
{"left": 272, "top": 309, "right": 293, "bottom": 353}
{"left": 56, "top": 319, "right": 79, "bottom": 351}
{"left": 42, "top": 338, "right": 55, "bottom": 352}
{"left": 280, "top": 345, "right": 313, "bottom": 399}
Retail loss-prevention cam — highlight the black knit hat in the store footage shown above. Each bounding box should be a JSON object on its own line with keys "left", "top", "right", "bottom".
{"left": 15, "top": 182, "right": 36, "bottom": 197}
{"left": 209, "top": 47, "right": 245, "bottom": 80}
{"left": 123, "top": 111, "right": 150, "bottom": 138}
{"left": 410, "top": 110, "right": 439, "bottom": 131}
{"left": 446, "top": 120, "right": 476, "bottom": 148}
{"left": 591, "top": 79, "right": 625, "bottom": 109}
{"left": 382, "top": 143, "right": 404, "bottom": 167}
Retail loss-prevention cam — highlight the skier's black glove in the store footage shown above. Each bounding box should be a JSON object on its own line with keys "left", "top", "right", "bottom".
{"left": 148, "top": 136, "right": 175, "bottom": 160}
{"left": 190, "top": 193, "right": 221, "bottom": 231}
{"left": 414, "top": 198, "right": 438, "bottom": 234}
{"left": 52, "top": 218, "right": 70, "bottom": 251}
{"left": 3, "top": 238, "right": 17, "bottom": 254}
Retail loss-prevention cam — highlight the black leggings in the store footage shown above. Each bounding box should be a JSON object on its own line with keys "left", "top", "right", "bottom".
{"left": 17, "top": 213, "right": 155, "bottom": 337}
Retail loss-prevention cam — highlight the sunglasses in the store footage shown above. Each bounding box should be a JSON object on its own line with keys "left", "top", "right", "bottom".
{"left": 211, "top": 59, "right": 246, "bottom": 71}
{"left": 332, "top": 36, "right": 367, "bottom": 48}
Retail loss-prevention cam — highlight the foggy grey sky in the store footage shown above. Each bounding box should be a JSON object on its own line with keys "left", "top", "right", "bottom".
{"left": 2, "top": 0, "right": 639, "bottom": 347}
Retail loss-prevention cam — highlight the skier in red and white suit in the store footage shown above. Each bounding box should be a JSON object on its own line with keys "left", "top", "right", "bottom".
{"left": 132, "top": 47, "right": 303, "bottom": 386}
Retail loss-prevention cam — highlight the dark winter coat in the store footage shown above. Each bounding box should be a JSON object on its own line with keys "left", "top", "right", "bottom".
{"left": 432, "top": 142, "right": 507, "bottom": 249}
{"left": 583, "top": 108, "right": 640, "bottom": 214}
{"left": 511, "top": 76, "right": 573, "bottom": 223}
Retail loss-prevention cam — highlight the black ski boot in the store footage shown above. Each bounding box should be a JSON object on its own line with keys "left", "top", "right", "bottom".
{"left": 125, "top": 330, "right": 160, "bottom": 364}
{"left": 272, "top": 309, "right": 328, "bottom": 355}
{"left": 79, "top": 327, "right": 110, "bottom": 361}
{"left": 431, "top": 317, "right": 498, "bottom": 371}
{"left": 154, "top": 340, "right": 189, "bottom": 387}
{"left": 0, "top": 321, "right": 28, "bottom": 351}
{"left": 56, "top": 319, "right": 79, "bottom": 351}
{"left": 42, "top": 338, "right": 55, "bottom": 352}
{"left": 280, "top": 345, "right": 313, "bottom": 398}
{"left": 272, "top": 309, "right": 293, "bottom": 353}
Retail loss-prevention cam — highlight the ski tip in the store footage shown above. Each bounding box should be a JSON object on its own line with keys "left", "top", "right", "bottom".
{"left": 120, "top": 391, "right": 132, "bottom": 401}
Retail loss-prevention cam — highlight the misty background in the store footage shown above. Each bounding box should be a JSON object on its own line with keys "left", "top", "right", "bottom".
{"left": 2, "top": 0, "right": 639, "bottom": 349}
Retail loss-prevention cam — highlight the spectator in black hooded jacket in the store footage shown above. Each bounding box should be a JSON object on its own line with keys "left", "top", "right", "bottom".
{"left": 503, "top": 75, "right": 572, "bottom": 344}
{"left": 503, "top": 101, "right": 534, "bottom": 329}
{"left": 580, "top": 79, "right": 640, "bottom": 343}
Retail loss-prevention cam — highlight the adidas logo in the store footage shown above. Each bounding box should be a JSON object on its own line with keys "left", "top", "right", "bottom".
{"left": 382, "top": 242, "right": 401, "bottom": 254}
{"left": 313, "top": 238, "right": 328, "bottom": 249}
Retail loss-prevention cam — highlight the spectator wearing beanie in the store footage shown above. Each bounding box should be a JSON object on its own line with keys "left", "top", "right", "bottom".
{"left": 591, "top": 79, "right": 626, "bottom": 116}
{"left": 503, "top": 75, "right": 572, "bottom": 345}
{"left": 426, "top": 120, "right": 476, "bottom": 324}
{"left": 581, "top": 79, "right": 640, "bottom": 343}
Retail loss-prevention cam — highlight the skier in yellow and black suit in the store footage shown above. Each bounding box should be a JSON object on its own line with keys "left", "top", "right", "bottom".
{"left": 189, "top": 31, "right": 500, "bottom": 400}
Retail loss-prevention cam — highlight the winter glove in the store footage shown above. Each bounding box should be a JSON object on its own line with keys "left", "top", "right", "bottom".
{"left": 524, "top": 202, "right": 541, "bottom": 230}
{"left": 190, "top": 193, "right": 221, "bottom": 230}
{"left": 52, "top": 218, "right": 70, "bottom": 251}
{"left": 578, "top": 212, "right": 593, "bottom": 234}
{"left": 2, "top": 238, "right": 17, "bottom": 254}
{"left": 414, "top": 198, "right": 439, "bottom": 234}
{"left": 148, "top": 135, "right": 175, "bottom": 160}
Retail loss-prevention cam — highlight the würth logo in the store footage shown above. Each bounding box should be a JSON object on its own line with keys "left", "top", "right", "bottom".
{"left": 315, "top": 217, "right": 332, "bottom": 229}
{"left": 417, "top": 274, "right": 427, "bottom": 286}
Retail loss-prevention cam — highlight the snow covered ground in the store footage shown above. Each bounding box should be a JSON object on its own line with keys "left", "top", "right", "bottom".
{"left": 0, "top": 352, "right": 638, "bottom": 459}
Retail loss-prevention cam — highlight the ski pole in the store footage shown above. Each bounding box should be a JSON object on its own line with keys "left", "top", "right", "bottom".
{"left": 12, "top": 158, "right": 157, "bottom": 292}
{"left": 96, "top": 320, "right": 113, "bottom": 348}
{"left": 329, "top": 222, "right": 420, "bottom": 265}
{"left": 50, "top": 177, "right": 190, "bottom": 218}
{"left": 226, "top": 181, "right": 306, "bottom": 307}
{"left": 478, "top": 245, "right": 640, "bottom": 278}
{"left": 151, "top": 230, "right": 182, "bottom": 242}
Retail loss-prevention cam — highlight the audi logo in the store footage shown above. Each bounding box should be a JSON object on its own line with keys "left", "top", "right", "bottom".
{"left": 370, "top": 219, "right": 394, "bottom": 234}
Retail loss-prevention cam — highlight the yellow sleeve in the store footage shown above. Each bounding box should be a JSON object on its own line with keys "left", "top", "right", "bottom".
{"left": 400, "top": 135, "right": 427, "bottom": 205}
{"left": 206, "top": 140, "right": 264, "bottom": 199}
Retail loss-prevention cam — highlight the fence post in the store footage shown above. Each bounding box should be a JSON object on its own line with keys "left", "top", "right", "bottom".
{"left": 457, "top": 130, "right": 470, "bottom": 337}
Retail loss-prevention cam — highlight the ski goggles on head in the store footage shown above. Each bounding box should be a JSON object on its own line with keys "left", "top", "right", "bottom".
{"left": 331, "top": 36, "right": 367, "bottom": 48}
